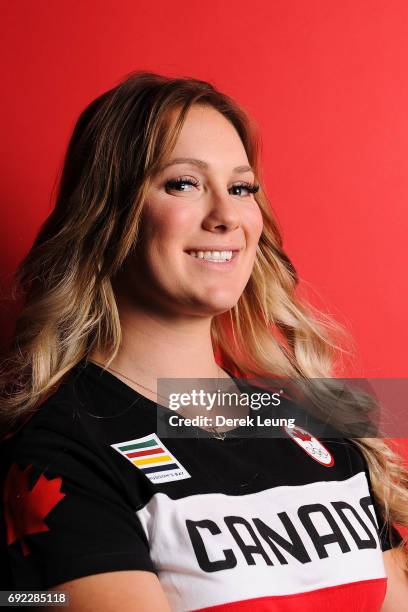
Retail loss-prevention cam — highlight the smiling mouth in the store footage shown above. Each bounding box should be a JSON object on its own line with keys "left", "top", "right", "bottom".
{"left": 185, "top": 250, "right": 240, "bottom": 272}
{"left": 184, "top": 250, "right": 240, "bottom": 262}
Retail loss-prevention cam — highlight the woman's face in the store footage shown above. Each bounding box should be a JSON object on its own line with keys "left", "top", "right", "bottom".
{"left": 124, "top": 104, "right": 264, "bottom": 317}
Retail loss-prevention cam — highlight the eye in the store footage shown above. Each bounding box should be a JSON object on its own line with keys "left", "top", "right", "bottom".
{"left": 230, "top": 182, "right": 260, "bottom": 197}
{"left": 165, "top": 177, "right": 199, "bottom": 193}
{"left": 165, "top": 177, "right": 260, "bottom": 198}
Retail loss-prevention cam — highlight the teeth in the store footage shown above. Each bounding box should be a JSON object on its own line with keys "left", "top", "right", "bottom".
{"left": 187, "top": 250, "right": 233, "bottom": 261}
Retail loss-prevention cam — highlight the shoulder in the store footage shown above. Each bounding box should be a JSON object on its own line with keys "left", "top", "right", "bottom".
{"left": 325, "top": 437, "right": 369, "bottom": 472}
{"left": 1, "top": 360, "right": 158, "bottom": 516}
{"left": 2, "top": 364, "right": 97, "bottom": 470}
{"left": 2, "top": 359, "right": 155, "bottom": 459}
{"left": 0, "top": 363, "right": 159, "bottom": 590}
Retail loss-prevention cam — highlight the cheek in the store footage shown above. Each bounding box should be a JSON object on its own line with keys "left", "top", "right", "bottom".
{"left": 144, "top": 205, "right": 194, "bottom": 255}
{"left": 243, "top": 204, "right": 264, "bottom": 244}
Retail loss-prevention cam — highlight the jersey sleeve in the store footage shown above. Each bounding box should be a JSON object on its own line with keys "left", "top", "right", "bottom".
{"left": 346, "top": 438, "right": 404, "bottom": 552}
{"left": 363, "top": 466, "right": 404, "bottom": 552}
{"left": 2, "top": 403, "right": 157, "bottom": 590}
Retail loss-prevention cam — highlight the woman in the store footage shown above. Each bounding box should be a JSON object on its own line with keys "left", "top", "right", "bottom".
{"left": 1, "top": 71, "right": 407, "bottom": 611}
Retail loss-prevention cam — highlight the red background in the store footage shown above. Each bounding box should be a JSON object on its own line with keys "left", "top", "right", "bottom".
{"left": 1, "top": 1, "right": 407, "bottom": 456}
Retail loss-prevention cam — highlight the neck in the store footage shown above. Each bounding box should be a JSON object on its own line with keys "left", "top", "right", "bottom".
{"left": 89, "top": 293, "right": 227, "bottom": 383}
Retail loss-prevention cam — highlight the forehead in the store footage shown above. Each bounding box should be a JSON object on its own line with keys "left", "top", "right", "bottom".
{"left": 163, "top": 105, "right": 250, "bottom": 170}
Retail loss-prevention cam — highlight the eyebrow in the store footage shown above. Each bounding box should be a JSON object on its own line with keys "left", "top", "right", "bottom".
{"left": 157, "top": 157, "right": 254, "bottom": 175}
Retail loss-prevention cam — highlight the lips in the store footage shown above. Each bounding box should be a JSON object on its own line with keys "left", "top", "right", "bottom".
{"left": 185, "top": 249, "right": 239, "bottom": 261}
{"left": 184, "top": 246, "right": 242, "bottom": 257}
{"left": 184, "top": 250, "right": 240, "bottom": 269}
{"left": 184, "top": 247, "right": 242, "bottom": 253}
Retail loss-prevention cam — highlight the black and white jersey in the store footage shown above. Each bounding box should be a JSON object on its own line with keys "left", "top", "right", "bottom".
{"left": 0, "top": 360, "right": 402, "bottom": 611}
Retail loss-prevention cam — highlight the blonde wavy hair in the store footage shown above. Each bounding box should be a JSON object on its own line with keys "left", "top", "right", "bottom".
{"left": 1, "top": 70, "right": 407, "bottom": 565}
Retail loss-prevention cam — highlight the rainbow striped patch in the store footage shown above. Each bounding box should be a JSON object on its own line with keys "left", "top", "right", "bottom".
{"left": 110, "top": 432, "right": 191, "bottom": 484}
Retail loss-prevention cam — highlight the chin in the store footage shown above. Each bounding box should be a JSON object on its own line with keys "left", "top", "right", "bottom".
{"left": 202, "top": 296, "right": 241, "bottom": 316}
{"left": 182, "top": 288, "right": 244, "bottom": 316}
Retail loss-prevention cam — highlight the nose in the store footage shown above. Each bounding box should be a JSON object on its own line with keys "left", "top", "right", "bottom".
{"left": 201, "top": 190, "right": 241, "bottom": 233}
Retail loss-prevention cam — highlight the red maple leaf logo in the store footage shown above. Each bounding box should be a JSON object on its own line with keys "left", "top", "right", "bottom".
{"left": 292, "top": 427, "right": 313, "bottom": 442}
{"left": 3, "top": 463, "right": 65, "bottom": 556}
